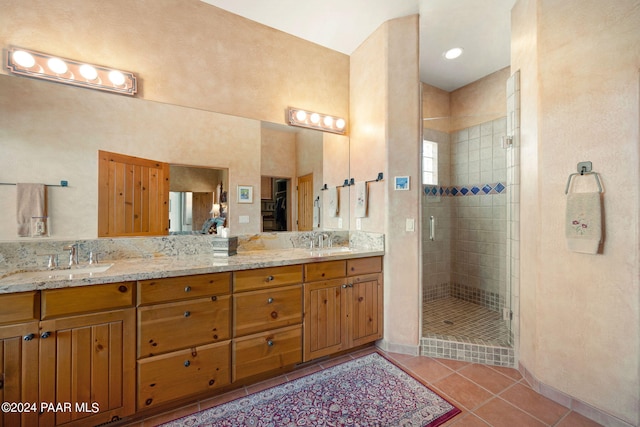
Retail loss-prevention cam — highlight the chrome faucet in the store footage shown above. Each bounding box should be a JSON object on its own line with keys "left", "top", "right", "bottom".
{"left": 63, "top": 244, "right": 79, "bottom": 267}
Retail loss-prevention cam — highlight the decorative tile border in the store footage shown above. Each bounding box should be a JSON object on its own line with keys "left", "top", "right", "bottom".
{"left": 423, "top": 182, "right": 507, "bottom": 197}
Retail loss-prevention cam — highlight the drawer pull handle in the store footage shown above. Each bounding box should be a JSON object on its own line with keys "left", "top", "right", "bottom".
{"left": 270, "top": 311, "right": 278, "bottom": 319}
{"left": 211, "top": 295, "right": 218, "bottom": 302}
{"left": 267, "top": 340, "right": 274, "bottom": 347}
{"left": 41, "top": 331, "right": 51, "bottom": 339}
{"left": 184, "top": 311, "right": 191, "bottom": 318}
{"left": 184, "top": 360, "right": 191, "bottom": 367}
{"left": 23, "top": 333, "right": 35, "bottom": 341}
{"left": 266, "top": 275, "right": 275, "bottom": 281}
{"left": 267, "top": 297, "right": 274, "bottom": 304}
{"left": 118, "top": 285, "right": 128, "bottom": 293}
{"left": 184, "top": 286, "right": 192, "bottom": 293}
{"left": 341, "top": 284, "right": 348, "bottom": 288}
{"left": 145, "top": 398, "right": 153, "bottom": 406}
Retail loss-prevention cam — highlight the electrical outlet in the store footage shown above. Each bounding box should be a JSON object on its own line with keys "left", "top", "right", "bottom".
{"left": 338, "top": 218, "right": 343, "bottom": 229}
{"left": 356, "top": 218, "right": 362, "bottom": 230}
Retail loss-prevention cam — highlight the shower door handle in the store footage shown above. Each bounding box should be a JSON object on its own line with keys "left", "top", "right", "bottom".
{"left": 429, "top": 216, "right": 435, "bottom": 241}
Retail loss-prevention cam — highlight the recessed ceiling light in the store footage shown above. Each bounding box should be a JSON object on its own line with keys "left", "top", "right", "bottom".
{"left": 443, "top": 47, "right": 464, "bottom": 60}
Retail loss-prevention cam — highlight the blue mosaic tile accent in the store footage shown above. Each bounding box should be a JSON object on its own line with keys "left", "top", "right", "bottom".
{"left": 423, "top": 182, "right": 507, "bottom": 197}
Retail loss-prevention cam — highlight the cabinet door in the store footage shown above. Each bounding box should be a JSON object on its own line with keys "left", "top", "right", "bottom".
{"left": 349, "top": 273, "right": 383, "bottom": 347}
{"left": 303, "top": 279, "right": 347, "bottom": 361}
{"left": 39, "top": 309, "right": 136, "bottom": 427}
{"left": 0, "top": 322, "right": 39, "bottom": 427}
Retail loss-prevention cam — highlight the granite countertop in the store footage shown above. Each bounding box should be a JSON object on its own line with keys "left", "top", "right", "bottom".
{"left": 0, "top": 247, "right": 384, "bottom": 294}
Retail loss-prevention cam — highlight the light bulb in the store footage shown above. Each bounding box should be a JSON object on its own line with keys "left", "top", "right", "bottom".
{"left": 295, "top": 110, "right": 307, "bottom": 122}
{"left": 310, "top": 113, "right": 320, "bottom": 124}
{"left": 335, "top": 118, "right": 346, "bottom": 130}
{"left": 323, "top": 116, "right": 333, "bottom": 127}
{"left": 47, "top": 57, "right": 68, "bottom": 74}
{"left": 443, "top": 47, "right": 463, "bottom": 60}
{"left": 13, "top": 50, "right": 35, "bottom": 68}
{"left": 109, "top": 70, "right": 126, "bottom": 86}
{"left": 79, "top": 64, "right": 98, "bottom": 81}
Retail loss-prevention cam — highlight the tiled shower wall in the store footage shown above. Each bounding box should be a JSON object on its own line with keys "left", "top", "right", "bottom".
{"left": 422, "top": 117, "right": 508, "bottom": 312}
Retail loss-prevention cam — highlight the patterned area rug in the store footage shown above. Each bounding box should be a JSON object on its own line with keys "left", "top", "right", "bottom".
{"left": 162, "top": 352, "right": 461, "bottom": 427}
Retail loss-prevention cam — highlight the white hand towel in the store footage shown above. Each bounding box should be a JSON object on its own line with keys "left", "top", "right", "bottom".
{"left": 328, "top": 187, "right": 339, "bottom": 217}
{"left": 16, "top": 183, "right": 47, "bottom": 237}
{"left": 565, "top": 192, "right": 602, "bottom": 254}
{"left": 354, "top": 181, "right": 368, "bottom": 218}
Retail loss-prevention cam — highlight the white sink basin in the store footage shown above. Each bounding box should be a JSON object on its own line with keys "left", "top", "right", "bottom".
{"left": 309, "top": 247, "right": 353, "bottom": 257}
{"left": 20, "top": 263, "right": 114, "bottom": 280}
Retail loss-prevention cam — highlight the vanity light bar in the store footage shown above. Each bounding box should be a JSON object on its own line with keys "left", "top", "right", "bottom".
{"left": 287, "top": 107, "right": 347, "bottom": 135}
{"left": 6, "top": 47, "right": 137, "bottom": 96}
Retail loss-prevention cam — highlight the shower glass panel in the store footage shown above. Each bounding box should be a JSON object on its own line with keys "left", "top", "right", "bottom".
{"left": 421, "top": 117, "right": 512, "bottom": 353}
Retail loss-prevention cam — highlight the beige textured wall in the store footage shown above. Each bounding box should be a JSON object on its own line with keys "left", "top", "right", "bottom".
{"left": 0, "top": 0, "right": 349, "bottom": 125}
{"left": 515, "top": 0, "right": 640, "bottom": 424}
{"left": 351, "top": 15, "right": 421, "bottom": 352}
{"left": 0, "top": 0, "right": 349, "bottom": 239}
{"left": 450, "top": 67, "right": 510, "bottom": 132}
{"left": 422, "top": 83, "right": 451, "bottom": 133}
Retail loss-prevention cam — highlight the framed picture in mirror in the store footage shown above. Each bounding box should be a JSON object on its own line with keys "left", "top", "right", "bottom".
{"left": 237, "top": 185, "right": 253, "bottom": 204}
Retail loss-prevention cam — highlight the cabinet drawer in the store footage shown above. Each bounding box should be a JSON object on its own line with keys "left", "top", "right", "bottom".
{"left": 347, "top": 257, "right": 382, "bottom": 276}
{"left": 138, "top": 272, "right": 231, "bottom": 305}
{"left": 232, "top": 325, "right": 302, "bottom": 382}
{"left": 233, "top": 285, "right": 302, "bottom": 337}
{"left": 233, "top": 265, "right": 303, "bottom": 292}
{"left": 138, "top": 296, "right": 231, "bottom": 358}
{"left": 41, "top": 282, "right": 134, "bottom": 319}
{"left": 138, "top": 341, "right": 231, "bottom": 409}
{"left": 304, "top": 260, "right": 346, "bottom": 282}
{"left": 0, "top": 291, "right": 40, "bottom": 325}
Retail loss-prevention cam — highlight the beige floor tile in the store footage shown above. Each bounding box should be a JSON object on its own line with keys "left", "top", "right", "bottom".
{"left": 401, "top": 356, "right": 456, "bottom": 383}
{"left": 433, "top": 373, "right": 494, "bottom": 411}
{"left": 474, "top": 397, "right": 546, "bottom": 427}
{"left": 499, "top": 382, "right": 569, "bottom": 425}
{"left": 556, "top": 411, "right": 604, "bottom": 427}
{"left": 458, "top": 364, "right": 516, "bottom": 394}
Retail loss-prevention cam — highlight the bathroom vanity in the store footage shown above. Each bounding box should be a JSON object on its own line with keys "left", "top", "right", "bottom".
{"left": 0, "top": 242, "right": 383, "bottom": 427}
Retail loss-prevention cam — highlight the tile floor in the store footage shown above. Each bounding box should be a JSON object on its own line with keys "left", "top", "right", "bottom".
{"left": 129, "top": 347, "right": 604, "bottom": 427}
{"left": 423, "top": 297, "right": 511, "bottom": 347}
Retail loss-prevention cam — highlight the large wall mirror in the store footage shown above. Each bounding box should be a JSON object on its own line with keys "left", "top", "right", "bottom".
{"left": 0, "top": 73, "right": 349, "bottom": 241}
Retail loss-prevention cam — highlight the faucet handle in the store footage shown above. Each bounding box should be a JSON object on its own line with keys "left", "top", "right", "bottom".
{"left": 89, "top": 251, "right": 99, "bottom": 264}
{"left": 46, "top": 254, "right": 58, "bottom": 270}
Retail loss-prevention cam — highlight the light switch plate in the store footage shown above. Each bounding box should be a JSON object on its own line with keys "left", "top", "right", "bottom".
{"left": 239, "top": 215, "right": 249, "bottom": 224}
{"left": 406, "top": 218, "right": 415, "bottom": 232}
{"left": 356, "top": 218, "right": 362, "bottom": 230}
{"left": 338, "top": 218, "right": 343, "bottom": 229}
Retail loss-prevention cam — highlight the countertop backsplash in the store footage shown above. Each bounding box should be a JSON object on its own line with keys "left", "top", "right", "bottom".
{"left": 0, "top": 231, "right": 384, "bottom": 276}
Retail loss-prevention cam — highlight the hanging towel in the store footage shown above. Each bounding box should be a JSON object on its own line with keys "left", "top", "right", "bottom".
{"left": 16, "top": 183, "right": 47, "bottom": 237}
{"left": 354, "top": 181, "right": 368, "bottom": 218}
{"left": 313, "top": 198, "right": 320, "bottom": 228}
{"left": 328, "top": 187, "right": 339, "bottom": 217}
{"left": 565, "top": 192, "right": 602, "bottom": 254}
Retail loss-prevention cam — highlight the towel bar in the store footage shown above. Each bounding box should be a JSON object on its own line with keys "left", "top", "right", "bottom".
{"left": 565, "top": 172, "right": 603, "bottom": 194}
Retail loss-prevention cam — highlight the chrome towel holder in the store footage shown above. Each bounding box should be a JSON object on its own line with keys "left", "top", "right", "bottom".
{"left": 565, "top": 161, "right": 603, "bottom": 194}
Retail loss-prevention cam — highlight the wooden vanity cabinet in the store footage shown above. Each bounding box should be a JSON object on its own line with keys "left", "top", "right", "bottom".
{"left": 136, "top": 273, "right": 232, "bottom": 410}
{"left": 232, "top": 266, "right": 303, "bottom": 381}
{"left": 38, "top": 283, "right": 136, "bottom": 427}
{"left": 303, "top": 257, "right": 383, "bottom": 362}
{"left": 0, "top": 292, "right": 40, "bottom": 427}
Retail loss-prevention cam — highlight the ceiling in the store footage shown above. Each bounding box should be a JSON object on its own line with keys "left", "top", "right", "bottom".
{"left": 200, "top": 0, "right": 516, "bottom": 92}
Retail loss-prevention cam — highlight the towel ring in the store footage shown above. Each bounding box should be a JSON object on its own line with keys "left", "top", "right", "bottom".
{"left": 565, "top": 172, "right": 603, "bottom": 194}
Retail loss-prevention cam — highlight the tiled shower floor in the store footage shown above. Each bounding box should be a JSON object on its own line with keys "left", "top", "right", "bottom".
{"left": 422, "top": 297, "right": 511, "bottom": 347}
